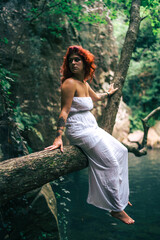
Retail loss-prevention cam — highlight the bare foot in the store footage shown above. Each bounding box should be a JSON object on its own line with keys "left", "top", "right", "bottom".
{"left": 111, "top": 210, "right": 135, "bottom": 224}
{"left": 128, "top": 201, "right": 132, "bottom": 206}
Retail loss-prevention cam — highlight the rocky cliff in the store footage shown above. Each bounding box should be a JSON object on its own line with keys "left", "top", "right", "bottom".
{"left": 0, "top": 0, "right": 118, "bottom": 153}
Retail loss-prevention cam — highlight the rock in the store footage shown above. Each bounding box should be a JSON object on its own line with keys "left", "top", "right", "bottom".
{"left": 125, "top": 122, "right": 160, "bottom": 149}
{"left": 113, "top": 108, "right": 160, "bottom": 149}
{"left": 128, "top": 130, "right": 144, "bottom": 144}
{"left": 0, "top": 184, "right": 60, "bottom": 240}
{"left": 147, "top": 126, "right": 160, "bottom": 149}
{"left": 112, "top": 99, "right": 131, "bottom": 142}
{"left": 153, "top": 121, "right": 160, "bottom": 136}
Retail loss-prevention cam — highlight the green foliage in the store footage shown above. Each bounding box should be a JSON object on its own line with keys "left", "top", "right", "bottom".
{"left": 13, "top": 106, "right": 44, "bottom": 142}
{"left": 105, "top": 0, "right": 160, "bottom": 35}
{"left": 129, "top": 109, "right": 156, "bottom": 132}
{"left": 55, "top": 192, "right": 61, "bottom": 199}
{"left": 0, "top": 37, "right": 9, "bottom": 44}
{"left": 30, "top": 7, "right": 38, "bottom": 13}
{"left": 122, "top": 17, "right": 160, "bottom": 130}
{"left": 103, "top": 0, "right": 132, "bottom": 19}
{"left": 0, "top": 65, "right": 17, "bottom": 114}
{"left": 112, "top": 13, "right": 128, "bottom": 54}
{"left": 24, "top": 0, "right": 159, "bottom": 39}
{"left": 0, "top": 66, "right": 43, "bottom": 146}
{"left": 141, "top": 0, "right": 160, "bottom": 35}
{"left": 112, "top": 2, "right": 159, "bottom": 131}
{"left": 48, "top": 22, "right": 65, "bottom": 37}
{"left": 80, "top": 12, "right": 107, "bottom": 25}
{"left": 25, "top": 0, "right": 110, "bottom": 37}
{"left": 14, "top": 106, "right": 40, "bottom": 129}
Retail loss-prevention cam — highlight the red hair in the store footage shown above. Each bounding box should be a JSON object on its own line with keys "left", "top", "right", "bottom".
{"left": 60, "top": 45, "right": 96, "bottom": 83}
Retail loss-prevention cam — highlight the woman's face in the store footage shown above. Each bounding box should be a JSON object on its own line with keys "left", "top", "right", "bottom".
{"left": 68, "top": 54, "right": 84, "bottom": 75}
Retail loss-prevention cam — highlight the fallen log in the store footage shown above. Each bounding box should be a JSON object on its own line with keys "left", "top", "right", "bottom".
{"left": 0, "top": 146, "right": 88, "bottom": 206}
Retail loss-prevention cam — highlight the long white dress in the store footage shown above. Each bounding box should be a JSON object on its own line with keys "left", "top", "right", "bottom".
{"left": 66, "top": 97, "right": 129, "bottom": 212}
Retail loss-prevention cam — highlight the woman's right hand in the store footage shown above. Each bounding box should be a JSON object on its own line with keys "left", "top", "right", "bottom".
{"left": 44, "top": 137, "right": 64, "bottom": 152}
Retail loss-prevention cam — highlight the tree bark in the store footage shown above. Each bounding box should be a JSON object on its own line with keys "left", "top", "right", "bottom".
{"left": 0, "top": 146, "right": 88, "bottom": 205}
{"left": 100, "top": 0, "right": 141, "bottom": 134}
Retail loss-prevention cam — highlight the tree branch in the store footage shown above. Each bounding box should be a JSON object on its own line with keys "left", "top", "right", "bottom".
{"left": 123, "top": 143, "right": 147, "bottom": 156}
{"left": 143, "top": 106, "right": 160, "bottom": 122}
{"left": 124, "top": 106, "right": 160, "bottom": 155}
{"left": 0, "top": 146, "right": 88, "bottom": 206}
{"left": 140, "top": 15, "right": 148, "bottom": 21}
{"left": 141, "top": 106, "right": 160, "bottom": 148}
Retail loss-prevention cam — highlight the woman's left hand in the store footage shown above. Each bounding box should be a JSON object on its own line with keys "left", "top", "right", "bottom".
{"left": 108, "top": 83, "right": 118, "bottom": 96}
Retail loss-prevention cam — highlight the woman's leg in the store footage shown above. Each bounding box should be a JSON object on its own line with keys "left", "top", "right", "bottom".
{"left": 81, "top": 128, "right": 134, "bottom": 224}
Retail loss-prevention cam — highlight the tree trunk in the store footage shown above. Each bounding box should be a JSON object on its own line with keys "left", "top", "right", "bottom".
{"left": 100, "top": 0, "right": 141, "bottom": 134}
{"left": 0, "top": 146, "right": 88, "bottom": 205}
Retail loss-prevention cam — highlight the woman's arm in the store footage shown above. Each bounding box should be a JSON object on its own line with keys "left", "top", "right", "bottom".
{"left": 45, "top": 79, "right": 76, "bottom": 152}
{"left": 87, "top": 83, "right": 118, "bottom": 102}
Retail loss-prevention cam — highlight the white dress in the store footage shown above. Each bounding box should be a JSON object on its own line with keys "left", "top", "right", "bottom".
{"left": 66, "top": 97, "right": 129, "bottom": 212}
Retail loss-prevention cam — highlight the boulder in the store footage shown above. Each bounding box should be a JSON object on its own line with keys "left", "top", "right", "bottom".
{"left": 0, "top": 183, "right": 60, "bottom": 240}
{"left": 126, "top": 122, "right": 160, "bottom": 149}
{"left": 147, "top": 126, "right": 160, "bottom": 149}
{"left": 128, "top": 130, "right": 144, "bottom": 144}
{"left": 112, "top": 99, "right": 131, "bottom": 142}
{"left": 153, "top": 121, "right": 160, "bottom": 136}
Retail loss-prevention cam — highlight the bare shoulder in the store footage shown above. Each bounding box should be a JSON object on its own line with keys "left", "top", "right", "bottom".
{"left": 62, "top": 78, "right": 76, "bottom": 88}
{"left": 86, "top": 82, "right": 90, "bottom": 87}
{"left": 61, "top": 78, "right": 76, "bottom": 97}
{"left": 86, "top": 82, "right": 91, "bottom": 90}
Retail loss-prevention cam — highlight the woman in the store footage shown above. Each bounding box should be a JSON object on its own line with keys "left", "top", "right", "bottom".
{"left": 45, "top": 45, "right": 135, "bottom": 224}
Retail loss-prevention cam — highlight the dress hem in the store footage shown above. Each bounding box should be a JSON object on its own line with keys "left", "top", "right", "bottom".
{"left": 87, "top": 199, "right": 129, "bottom": 212}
